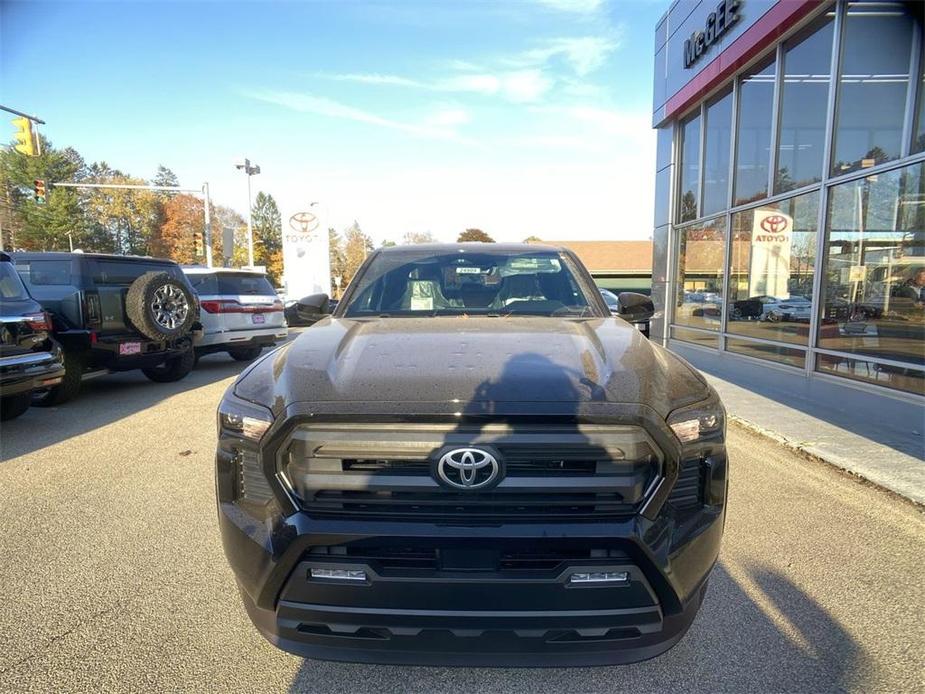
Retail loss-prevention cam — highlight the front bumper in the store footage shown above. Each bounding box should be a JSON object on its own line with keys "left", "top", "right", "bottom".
{"left": 237, "top": 566, "right": 709, "bottom": 666}
{"left": 218, "top": 498, "right": 724, "bottom": 666}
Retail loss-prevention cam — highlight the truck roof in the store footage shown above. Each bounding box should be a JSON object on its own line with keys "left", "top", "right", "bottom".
{"left": 12, "top": 251, "right": 178, "bottom": 263}
{"left": 377, "top": 242, "right": 561, "bottom": 254}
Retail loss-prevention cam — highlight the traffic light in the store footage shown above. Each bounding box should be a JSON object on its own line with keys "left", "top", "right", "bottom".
{"left": 33, "top": 179, "right": 47, "bottom": 205}
{"left": 12, "top": 117, "right": 36, "bottom": 156}
{"left": 194, "top": 229, "right": 204, "bottom": 256}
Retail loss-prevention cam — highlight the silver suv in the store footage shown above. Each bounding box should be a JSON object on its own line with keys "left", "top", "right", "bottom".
{"left": 183, "top": 268, "right": 287, "bottom": 362}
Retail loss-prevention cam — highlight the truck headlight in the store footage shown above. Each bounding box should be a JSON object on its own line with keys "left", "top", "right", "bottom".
{"left": 217, "top": 391, "right": 276, "bottom": 508}
{"left": 217, "top": 392, "right": 273, "bottom": 442}
{"left": 667, "top": 395, "right": 725, "bottom": 444}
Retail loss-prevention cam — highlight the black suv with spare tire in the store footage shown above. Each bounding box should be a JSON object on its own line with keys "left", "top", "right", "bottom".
{"left": 12, "top": 252, "right": 199, "bottom": 404}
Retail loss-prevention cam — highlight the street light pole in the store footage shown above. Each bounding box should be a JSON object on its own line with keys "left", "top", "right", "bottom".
{"left": 202, "top": 182, "right": 212, "bottom": 268}
{"left": 235, "top": 158, "right": 261, "bottom": 268}
{"left": 246, "top": 172, "right": 254, "bottom": 267}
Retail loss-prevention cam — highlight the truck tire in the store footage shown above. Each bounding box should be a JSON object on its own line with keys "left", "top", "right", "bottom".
{"left": 228, "top": 346, "right": 262, "bottom": 361}
{"left": 33, "top": 350, "right": 85, "bottom": 407}
{"left": 126, "top": 272, "right": 195, "bottom": 341}
{"left": 0, "top": 392, "right": 32, "bottom": 421}
{"left": 141, "top": 347, "right": 195, "bottom": 383}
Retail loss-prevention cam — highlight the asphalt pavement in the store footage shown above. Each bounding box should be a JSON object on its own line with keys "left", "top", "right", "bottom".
{"left": 0, "top": 347, "right": 923, "bottom": 693}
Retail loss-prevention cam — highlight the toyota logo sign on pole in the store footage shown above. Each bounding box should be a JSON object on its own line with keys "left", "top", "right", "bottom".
{"left": 750, "top": 209, "right": 793, "bottom": 299}
{"left": 280, "top": 204, "right": 331, "bottom": 300}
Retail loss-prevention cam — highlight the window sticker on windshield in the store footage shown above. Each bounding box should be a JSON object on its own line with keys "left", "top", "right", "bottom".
{"left": 409, "top": 281, "right": 435, "bottom": 310}
{"left": 501, "top": 257, "right": 561, "bottom": 276}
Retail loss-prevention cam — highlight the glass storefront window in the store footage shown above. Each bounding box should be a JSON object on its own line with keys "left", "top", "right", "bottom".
{"left": 819, "top": 161, "right": 925, "bottom": 379}
{"left": 727, "top": 191, "right": 820, "bottom": 345}
{"left": 734, "top": 57, "right": 776, "bottom": 207}
{"left": 775, "top": 14, "right": 835, "bottom": 194}
{"left": 678, "top": 112, "right": 701, "bottom": 223}
{"left": 674, "top": 217, "right": 726, "bottom": 331}
{"left": 816, "top": 354, "right": 924, "bottom": 395}
{"left": 702, "top": 90, "right": 733, "bottom": 216}
{"left": 671, "top": 326, "right": 720, "bottom": 349}
{"left": 913, "top": 41, "right": 925, "bottom": 154}
{"left": 726, "top": 337, "right": 807, "bottom": 368}
{"left": 831, "top": 2, "right": 915, "bottom": 176}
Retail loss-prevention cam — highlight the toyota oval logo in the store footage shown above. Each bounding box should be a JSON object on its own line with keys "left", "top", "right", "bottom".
{"left": 760, "top": 214, "right": 789, "bottom": 234}
{"left": 435, "top": 448, "right": 502, "bottom": 490}
{"left": 289, "top": 211, "right": 320, "bottom": 235}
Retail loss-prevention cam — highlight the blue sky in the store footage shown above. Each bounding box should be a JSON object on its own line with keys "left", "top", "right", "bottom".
{"left": 2, "top": 0, "right": 664, "bottom": 244}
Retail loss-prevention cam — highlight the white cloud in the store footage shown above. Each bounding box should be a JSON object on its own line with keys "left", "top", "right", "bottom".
{"left": 313, "top": 31, "right": 620, "bottom": 107}
{"left": 533, "top": 105, "right": 650, "bottom": 139}
{"left": 497, "top": 70, "right": 554, "bottom": 102}
{"left": 324, "top": 69, "right": 552, "bottom": 103}
{"left": 428, "top": 108, "right": 471, "bottom": 127}
{"left": 324, "top": 73, "right": 425, "bottom": 88}
{"left": 514, "top": 35, "right": 621, "bottom": 76}
{"left": 242, "top": 89, "right": 470, "bottom": 142}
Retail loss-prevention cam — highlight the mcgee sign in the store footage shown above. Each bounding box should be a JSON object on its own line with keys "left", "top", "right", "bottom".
{"left": 684, "top": 0, "right": 741, "bottom": 69}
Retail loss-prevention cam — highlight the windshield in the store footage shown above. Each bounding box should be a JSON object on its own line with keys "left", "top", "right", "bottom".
{"left": 343, "top": 249, "right": 601, "bottom": 318}
{"left": 187, "top": 272, "right": 275, "bottom": 296}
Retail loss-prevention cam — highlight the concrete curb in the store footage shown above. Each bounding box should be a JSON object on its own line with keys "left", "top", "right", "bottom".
{"left": 728, "top": 415, "right": 924, "bottom": 509}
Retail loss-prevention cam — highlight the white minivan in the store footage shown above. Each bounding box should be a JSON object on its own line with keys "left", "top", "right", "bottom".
{"left": 184, "top": 268, "right": 287, "bottom": 361}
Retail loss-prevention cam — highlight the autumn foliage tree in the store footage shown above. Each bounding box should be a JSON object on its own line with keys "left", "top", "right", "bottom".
{"left": 344, "top": 221, "right": 373, "bottom": 286}
{"left": 457, "top": 228, "right": 494, "bottom": 243}
{"left": 150, "top": 194, "right": 203, "bottom": 264}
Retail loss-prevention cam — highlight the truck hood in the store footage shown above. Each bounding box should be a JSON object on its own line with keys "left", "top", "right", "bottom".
{"left": 235, "top": 317, "right": 709, "bottom": 419}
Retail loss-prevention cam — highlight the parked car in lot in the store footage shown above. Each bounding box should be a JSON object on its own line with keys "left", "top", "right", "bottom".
{"left": 13, "top": 252, "right": 198, "bottom": 405}
{"left": 730, "top": 294, "right": 812, "bottom": 322}
{"left": 599, "top": 287, "right": 620, "bottom": 314}
{"left": 217, "top": 243, "right": 727, "bottom": 666}
{"left": 0, "top": 252, "right": 65, "bottom": 420}
{"left": 183, "top": 268, "right": 287, "bottom": 361}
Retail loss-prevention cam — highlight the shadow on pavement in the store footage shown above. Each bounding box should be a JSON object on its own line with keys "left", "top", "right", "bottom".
{"left": 0, "top": 353, "right": 245, "bottom": 461}
{"left": 287, "top": 561, "right": 866, "bottom": 693}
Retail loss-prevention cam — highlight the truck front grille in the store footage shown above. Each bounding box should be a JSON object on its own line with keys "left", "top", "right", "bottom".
{"left": 281, "top": 423, "right": 663, "bottom": 522}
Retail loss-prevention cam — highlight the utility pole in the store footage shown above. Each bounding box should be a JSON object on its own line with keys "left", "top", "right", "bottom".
{"left": 235, "top": 158, "right": 261, "bottom": 267}
{"left": 51, "top": 182, "right": 214, "bottom": 266}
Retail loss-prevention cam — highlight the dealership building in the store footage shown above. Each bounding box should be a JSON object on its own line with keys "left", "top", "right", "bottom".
{"left": 650, "top": 0, "right": 925, "bottom": 434}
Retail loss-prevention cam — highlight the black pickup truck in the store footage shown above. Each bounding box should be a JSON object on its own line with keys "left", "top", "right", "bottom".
{"left": 216, "top": 243, "right": 728, "bottom": 666}
{"left": 13, "top": 252, "right": 199, "bottom": 405}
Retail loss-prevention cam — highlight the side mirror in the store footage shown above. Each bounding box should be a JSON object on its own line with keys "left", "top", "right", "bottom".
{"left": 296, "top": 293, "right": 330, "bottom": 321}
{"left": 617, "top": 291, "right": 655, "bottom": 325}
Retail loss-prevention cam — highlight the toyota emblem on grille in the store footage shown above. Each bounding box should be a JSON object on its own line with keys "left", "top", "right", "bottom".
{"left": 435, "top": 448, "right": 502, "bottom": 490}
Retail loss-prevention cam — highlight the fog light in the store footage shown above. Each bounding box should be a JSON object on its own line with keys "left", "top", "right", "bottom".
{"left": 310, "top": 568, "right": 367, "bottom": 581}
{"left": 569, "top": 571, "right": 629, "bottom": 584}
